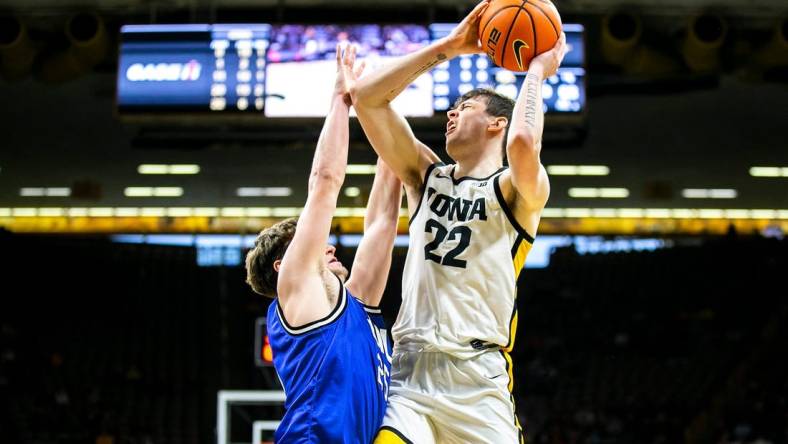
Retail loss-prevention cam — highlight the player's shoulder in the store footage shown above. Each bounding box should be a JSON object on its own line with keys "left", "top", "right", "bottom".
{"left": 270, "top": 282, "right": 351, "bottom": 336}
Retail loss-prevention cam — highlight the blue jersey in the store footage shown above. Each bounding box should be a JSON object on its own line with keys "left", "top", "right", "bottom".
{"left": 268, "top": 279, "right": 392, "bottom": 444}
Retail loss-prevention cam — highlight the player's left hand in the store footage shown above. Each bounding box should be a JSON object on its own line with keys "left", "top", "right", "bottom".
{"left": 335, "top": 43, "right": 366, "bottom": 106}
{"left": 528, "top": 32, "right": 568, "bottom": 79}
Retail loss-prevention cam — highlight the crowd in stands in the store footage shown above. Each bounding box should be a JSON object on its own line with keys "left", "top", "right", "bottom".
{"left": 0, "top": 231, "right": 785, "bottom": 443}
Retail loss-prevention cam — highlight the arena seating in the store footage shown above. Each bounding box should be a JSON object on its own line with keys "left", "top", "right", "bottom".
{"left": 0, "top": 233, "right": 785, "bottom": 443}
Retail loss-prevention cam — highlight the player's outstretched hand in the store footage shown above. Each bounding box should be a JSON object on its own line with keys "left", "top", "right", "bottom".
{"left": 442, "top": 0, "right": 491, "bottom": 56}
{"left": 528, "top": 32, "right": 568, "bottom": 79}
{"left": 335, "top": 43, "right": 366, "bottom": 106}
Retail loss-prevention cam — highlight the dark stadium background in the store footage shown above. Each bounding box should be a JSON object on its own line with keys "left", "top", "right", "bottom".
{"left": 1, "top": 0, "right": 786, "bottom": 443}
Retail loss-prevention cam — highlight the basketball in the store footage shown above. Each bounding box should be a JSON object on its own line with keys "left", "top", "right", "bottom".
{"left": 479, "top": 0, "right": 563, "bottom": 72}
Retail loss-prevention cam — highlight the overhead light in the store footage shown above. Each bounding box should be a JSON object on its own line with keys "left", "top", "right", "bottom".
{"left": 137, "top": 164, "right": 169, "bottom": 174}
{"left": 115, "top": 208, "right": 140, "bottom": 217}
{"left": 751, "top": 209, "right": 776, "bottom": 219}
{"left": 682, "top": 188, "right": 737, "bottom": 199}
{"left": 346, "top": 164, "right": 377, "bottom": 175}
{"left": 272, "top": 208, "right": 300, "bottom": 217}
{"left": 591, "top": 208, "right": 617, "bottom": 218}
{"left": 236, "top": 187, "right": 292, "bottom": 197}
{"left": 547, "top": 165, "right": 610, "bottom": 176}
{"left": 3, "top": 207, "right": 788, "bottom": 222}
{"left": 344, "top": 187, "right": 361, "bottom": 197}
{"left": 12, "top": 208, "right": 37, "bottom": 217}
{"left": 749, "top": 166, "right": 786, "bottom": 177}
{"left": 88, "top": 208, "right": 113, "bottom": 217}
{"left": 166, "top": 208, "right": 193, "bottom": 217}
{"left": 124, "top": 187, "right": 183, "bottom": 197}
{"left": 617, "top": 208, "right": 644, "bottom": 218}
{"left": 194, "top": 208, "right": 219, "bottom": 217}
{"left": 565, "top": 208, "right": 592, "bottom": 218}
{"left": 542, "top": 208, "right": 565, "bottom": 218}
{"left": 125, "top": 187, "right": 153, "bottom": 197}
{"left": 38, "top": 208, "right": 64, "bottom": 217}
{"left": 153, "top": 187, "right": 184, "bottom": 197}
{"left": 645, "top": 209, "right": 671, "bottom": 218}
{"left": 569, "top": 187, "right": 629, "bottom": 198}
{"left": 20, "top": 188, "right": 45, "bottom": 197}
{"left": 246, "top": 207, "right": 273, "bottom": 217}
{"left": 68, "top": 208, "right": 88, "bottom": 217}
{"left": 20, "top": 187, "right": 71, "bottom": 197}
{"left": 568, "top": 188, "right": 598, "bottom": 198}
{"left": 698, "top": 209, "right": 724, "bottom": 219}
{"left": 725, "top": 209, "right": 750, "bottom": 219}
{"left": 221, "top": 208, "right": 246, "bottom": 217}
{"left": 168, "top": 164, "right": 200, "bottom": 175}
{"left": 138, "top": 164, "right": 201, "bottom": 175}
{"left": 46, "top": 188, "right": 71, "bottom": 196}
{"left": 140, "top": 207, "right": 166, "bottom": 217}
{"left": 599, "top": 188, "right": 629, "bottom": 198}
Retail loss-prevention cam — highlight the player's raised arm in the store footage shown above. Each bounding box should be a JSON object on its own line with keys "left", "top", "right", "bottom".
{"left": 345, "top": 158, "right": 402, "bottom": 307}
{"left": 276, "top": 45, "right": 362, "bottom": 326}
{"left": 348, "top": 1, "right": 490, "bottom": 190}
{"left": 504, "top": 32, "right": 568, "bottom": 211}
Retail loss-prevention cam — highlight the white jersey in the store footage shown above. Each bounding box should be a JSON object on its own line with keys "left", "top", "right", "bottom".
{"left": 394, "top": 163, "right": 534, "bottom": 360}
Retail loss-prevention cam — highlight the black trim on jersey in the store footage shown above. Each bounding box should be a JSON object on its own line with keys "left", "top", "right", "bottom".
{"left": 275, "top": 274, "right": 347, "bottom": 336}
{"left": 434, "top": 165, "right": 507, "bottom": 185}
{"left": 510, "top": 233, "right": 525, "bottom": 258}
{"left": 377, "top": 426, "right": 414, "bottom": 444}
{"left": 358, "top": 299, "right": 382, "bottom": 315}
{"left": 493, "top": 175, "right": 535, "bottom": 244}
{"left": 504, "top": 301, "right": 518, "bottom": 351}
{"left": 408, "top": 162, "right": 444, "bottom": 226}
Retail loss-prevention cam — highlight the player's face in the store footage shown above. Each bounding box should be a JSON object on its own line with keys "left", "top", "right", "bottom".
{"left": 445, "top": 98, "right": 491, "bottom": 157}
{"left": 324, "top": 244, "right": 349, "bottom": 281}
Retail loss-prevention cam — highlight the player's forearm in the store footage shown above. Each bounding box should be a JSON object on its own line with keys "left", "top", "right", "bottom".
{"left": 508, "top": 71, "right": 545, "bottom": 151}
{"left": 364, "top": 160, "right": 403, "bottom": 232}
{"left": 309, "top": 96, "right": 350, "bottom": 193}
{"left": 353, "top": 39, "right": 457, "bottom": 106}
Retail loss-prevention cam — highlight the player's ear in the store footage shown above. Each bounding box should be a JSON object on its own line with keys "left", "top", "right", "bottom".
{"left": 488, "top": 116, "right": 508, "bottom": 133}
{"left": 273, "top": 259, "right": 282, "bottom": 273}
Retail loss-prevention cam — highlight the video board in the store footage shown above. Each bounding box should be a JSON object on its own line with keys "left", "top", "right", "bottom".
{"left": 117, "top": 23, "right": 585, "bottom": 117}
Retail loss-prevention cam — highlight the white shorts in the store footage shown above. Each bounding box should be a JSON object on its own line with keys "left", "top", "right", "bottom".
{"left": 373, "top": 348, "right": 524, "bottom": 444}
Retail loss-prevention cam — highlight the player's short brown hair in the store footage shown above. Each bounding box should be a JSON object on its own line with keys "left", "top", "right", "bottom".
{"left": 245, "top": 217, "right": 298, "bottom": 298}
{"left": 453, "top": 88, "right": 515, "bottom": 157}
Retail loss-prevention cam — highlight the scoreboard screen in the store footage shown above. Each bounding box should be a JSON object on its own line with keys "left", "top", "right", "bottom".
{"left": 428, "top": 23, "right": 585, "bottom": 115}
{"left": 117, "top": 24, "right": 271, "bottom": 113}
{"left": 264, "top": 24, "right": 433, "bottom": 117}
{"left": 116, "top": 23, "right": 585, "bottom": 117}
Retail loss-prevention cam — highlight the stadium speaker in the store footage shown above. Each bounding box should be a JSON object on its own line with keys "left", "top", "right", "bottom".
{"left": 753, "top": 17, "right": 788, "bottom": 70}
{"left": 35, "top": 12, "right": 108, "bottom": 83}
{"left": 601, "top": 11, "right": 680, "bottom": 76}
{"left": 601, "top": 11, "right": 642, "bottom": 66}
{"left": 681, "top": 13, "right": 728, "bottom": 73}
{"left": 0, "top": 15, "right": 36, "bottom": 81}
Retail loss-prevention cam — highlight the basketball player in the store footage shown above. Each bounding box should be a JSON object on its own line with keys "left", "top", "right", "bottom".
{"left": 244, "top": 44, "right": 401, "bottom": 443}
{"left": 345, "top": 1, "right": 569, "bottom": 442}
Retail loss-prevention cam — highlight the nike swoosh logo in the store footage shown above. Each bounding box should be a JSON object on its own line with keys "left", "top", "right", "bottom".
{"left": 513, "top": 39, "right": 529, "bottom": 71}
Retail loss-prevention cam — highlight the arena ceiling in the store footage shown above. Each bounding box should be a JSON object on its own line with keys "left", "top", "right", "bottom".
{"left": 0, "top": 0, "right": 786, "bottom": 234}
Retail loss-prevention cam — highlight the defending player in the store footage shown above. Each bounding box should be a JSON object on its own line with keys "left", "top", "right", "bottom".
{"left": 244, "top": 44, "right": 401, "bottom": 443}
{"left": 346, "top": 1, "right": 569, "bottom": 442}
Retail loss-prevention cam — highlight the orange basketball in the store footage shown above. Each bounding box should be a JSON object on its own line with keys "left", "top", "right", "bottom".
{"left": 479, "top": 0, "right": 563, "bottom": 72}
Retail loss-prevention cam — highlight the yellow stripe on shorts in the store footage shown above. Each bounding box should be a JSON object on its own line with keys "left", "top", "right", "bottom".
{"left": 374, "top": 426, "right": 412, "bottom": 444}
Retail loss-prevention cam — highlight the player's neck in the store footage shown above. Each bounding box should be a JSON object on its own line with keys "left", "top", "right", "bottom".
{"left": 453, "top": 151, "right": 503, "bottom": 180}
{"left": 321, "top": 269, "right": 342, "bottom": 306}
